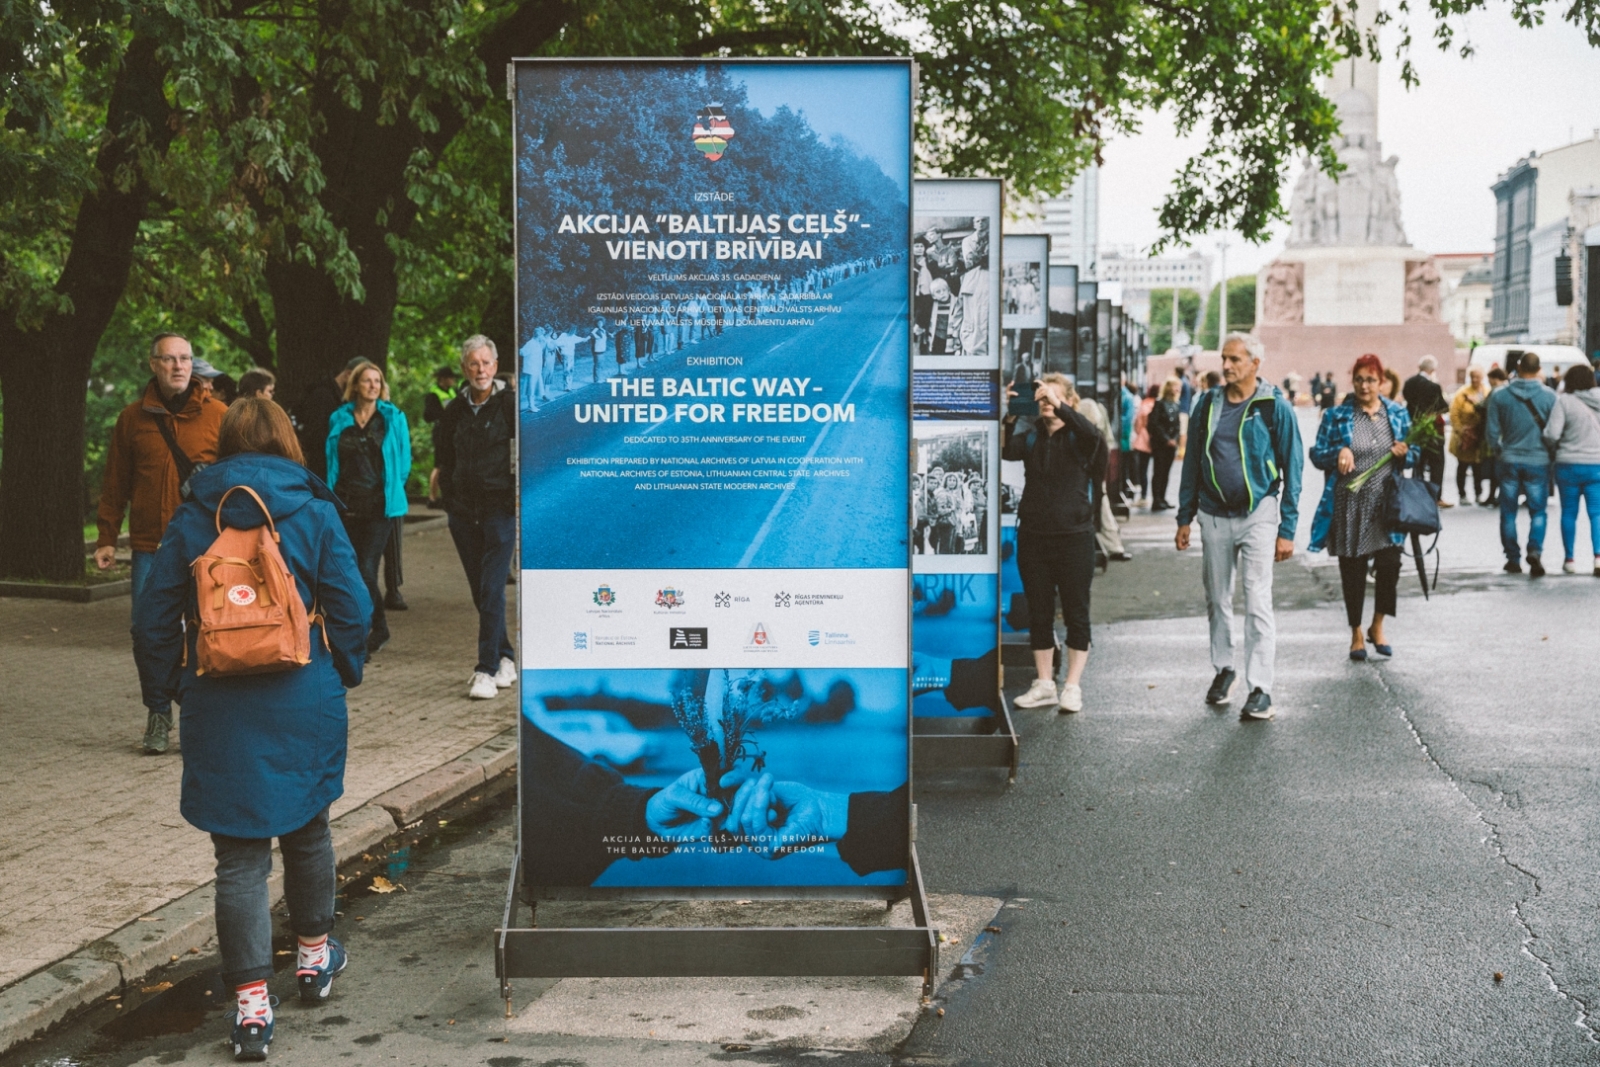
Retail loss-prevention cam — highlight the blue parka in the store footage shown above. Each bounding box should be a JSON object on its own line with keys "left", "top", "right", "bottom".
{"left": 1176, "top": 380, "right": 1304, "bottom": 542}
{"left": 132, "top": 454, "right": 372, "bottom": 839}
{"left": 324, "top": 399, "right": 413, "bottom": 519}
{"left": 1307, "top": 396, "right": 1417, "bottom": 553}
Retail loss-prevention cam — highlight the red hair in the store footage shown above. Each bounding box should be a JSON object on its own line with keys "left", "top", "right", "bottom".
{"left": 1351, "top": 353, "right": 1385, "bottom": 382}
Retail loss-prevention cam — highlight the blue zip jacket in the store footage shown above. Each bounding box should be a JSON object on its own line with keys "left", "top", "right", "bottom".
{"left": 132, "top": 454, "right": 372, "bottom": 839}
{"left": 325, "top": 399, "right": 413, "bottom": 519}
{"left": 1307, "top": 396, "right": 1417, "bottom": 553}
{"left": 1176, "top": 381, "right": 1303, "bottom": 541}
{"left": 1485, "top": 378, "right": 1557, "bottom": 466}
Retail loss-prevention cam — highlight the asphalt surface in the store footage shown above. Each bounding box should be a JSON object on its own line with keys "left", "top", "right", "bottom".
{"left": 10, "top": 504, "right": 1600, "bottom": 1066}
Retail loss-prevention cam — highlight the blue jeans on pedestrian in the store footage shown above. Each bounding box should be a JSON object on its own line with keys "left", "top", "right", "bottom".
{"left": 211, "top": 809, "right": 336, "bottom": 988}
{"left": 1498, "top": 462, "right": 1550, "bottom": 563}
{"left": 131, "top": 551, "right": 172, "bottom": 715}
{"left": 448, "top": 510, "right": 516, "bottom": 675}
{"left": 1555, "top": 463, "right": 1600, "bottom": 561}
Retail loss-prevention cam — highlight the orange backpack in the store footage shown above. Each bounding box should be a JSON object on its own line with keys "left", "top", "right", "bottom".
{"left": 191, "top": 485, "right": 313, "bottom": 676}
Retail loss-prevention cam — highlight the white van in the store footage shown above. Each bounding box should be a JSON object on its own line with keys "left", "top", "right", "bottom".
{"left": 1467, "top": 344, "right": 1590, "bottom": 381}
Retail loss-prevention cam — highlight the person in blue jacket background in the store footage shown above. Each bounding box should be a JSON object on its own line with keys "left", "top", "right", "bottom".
{"left": 324, "top": 359, "right": 412, "bottom": 656}
{"left": 133, "top": 398, "right": 371, "bottom": 1061}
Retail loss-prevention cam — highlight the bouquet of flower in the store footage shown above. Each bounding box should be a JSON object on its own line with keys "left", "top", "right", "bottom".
{"left": 670, "top": 670, "right": 799, "bottom": 844}
{"left": 1344, "top": 412, "right": 1443, "bottom": 492}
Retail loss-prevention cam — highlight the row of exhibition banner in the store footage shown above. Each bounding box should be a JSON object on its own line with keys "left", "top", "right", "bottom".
{"left": 511, "top": 58, "right": 1143, "bottom": 900}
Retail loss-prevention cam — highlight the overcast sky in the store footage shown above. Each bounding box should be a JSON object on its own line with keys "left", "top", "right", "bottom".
{"left": 1098, "top": 8, "right": 1600, "bottom": 280}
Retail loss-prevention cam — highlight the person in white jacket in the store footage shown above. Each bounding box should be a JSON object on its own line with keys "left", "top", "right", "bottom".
{"left": 1542, "top": 362, "right": 1600, "bottom": 576}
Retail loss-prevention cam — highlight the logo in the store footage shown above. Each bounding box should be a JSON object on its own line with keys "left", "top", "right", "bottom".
{"left": 773, "top": 591, "right": 791, "bottom": 608}
{"left": 227, "top": 584, "right": 257, "bottom": 607}
{"left": 656, "top": 587, "right": 686, "bottom": 609}
{"left": 808, "top": 630, "right": 820, "bottom": 646}
{"left": 692, "top": 104, "right": 735, "bottom": 161}
{"left": 592, "top": 584, "right": 617, "bottom": 607}
{"left": 669, "top": 627, "right": 708, "bottom": 650}
{"left": 573, "top": 631, "right": 588, "bottom": 650}
{"left": 714, "top": 591, "right": 731, "bottom": 608}
{"left": 746, "top": 622, "right": 774, "bottom": 649}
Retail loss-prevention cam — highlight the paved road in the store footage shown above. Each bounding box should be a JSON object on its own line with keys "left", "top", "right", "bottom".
{"left": 10, "top": 507, "right": 1599, "bottom": 1066}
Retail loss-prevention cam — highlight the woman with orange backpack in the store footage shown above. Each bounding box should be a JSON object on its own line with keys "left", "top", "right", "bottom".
{"left": 133, "top": 398, "right": 371, "bottom": 1061}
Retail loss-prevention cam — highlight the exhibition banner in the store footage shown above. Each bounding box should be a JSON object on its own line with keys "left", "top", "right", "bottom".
{"left": 513, "top": 59, "right": 913, "bottom": 891}
{"left": 911, "top": 179, "right": 1001, "bottom": 716}
{"left": 999, "top": 234, "right": 1049, "bottom": 635}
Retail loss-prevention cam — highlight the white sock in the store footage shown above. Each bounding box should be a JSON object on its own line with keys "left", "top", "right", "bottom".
{"left": 236, "top": 980, "right": 271, "bottom": 1022}
{"left": 297, "top": 935, "right": 329, "bottom": 972}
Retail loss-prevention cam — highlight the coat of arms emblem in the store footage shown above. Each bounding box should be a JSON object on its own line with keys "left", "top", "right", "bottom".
{"left": 592, "top": 584, "right": 616, "bottom": 607}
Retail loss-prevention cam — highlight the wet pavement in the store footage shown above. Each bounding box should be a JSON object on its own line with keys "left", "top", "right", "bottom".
{"left": 7, "top": 496, "right": 1600, "bottom": 1066}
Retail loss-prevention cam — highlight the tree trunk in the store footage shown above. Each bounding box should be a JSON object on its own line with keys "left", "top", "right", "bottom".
{"left": 0, "top": 36, "right": 173, "bottom": 580}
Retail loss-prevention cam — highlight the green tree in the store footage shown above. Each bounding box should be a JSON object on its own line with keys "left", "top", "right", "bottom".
{"left": 1148, "top": 289, "right": 1202, "bottom": 354}
{"left": 1198, "top": 276, "right": 1258, "bottom": 349}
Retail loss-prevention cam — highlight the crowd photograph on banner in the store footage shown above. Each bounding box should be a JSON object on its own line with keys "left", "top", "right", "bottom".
{"left": 912, "top": 424, "right": 993, "bottom": 557}
{"left": 1003, "top": 260, "right": 1041, "bottom": 318}
{"left": 912, "top": 216, "right": 991, "bottom": 358}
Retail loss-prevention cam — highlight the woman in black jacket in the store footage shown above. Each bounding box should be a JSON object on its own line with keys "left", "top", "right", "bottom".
{"left": 1002, "top": 373, "right": 1107, "bottom": 714}
{"left": 1147, "top": 377, "right": 1184, "bottom": 511}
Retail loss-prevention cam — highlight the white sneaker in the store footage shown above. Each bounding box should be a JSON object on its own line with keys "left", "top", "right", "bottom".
{"left": 493, "top": 656, "right": 518, "bottom": 688}
{"left": 1058, "top": 683, "right": 1083, "bottom": 714}
{"left": 1562, "top": 559, "right": 1577, "bottom": 574}
{"left": 468, "top": 672, "right": 498, "bottom": 699}
{"left": 1013, "top": 679, "right": 1059, "bottom": 708}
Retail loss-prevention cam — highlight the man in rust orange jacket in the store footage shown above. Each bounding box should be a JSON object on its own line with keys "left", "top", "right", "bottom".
{"left": 95, "top": 332, "right": 227, "bottom": 753}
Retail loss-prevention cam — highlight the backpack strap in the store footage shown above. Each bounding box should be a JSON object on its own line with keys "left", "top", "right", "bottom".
{"left": 215, "top": 485, "right": 280, "bottom": 542}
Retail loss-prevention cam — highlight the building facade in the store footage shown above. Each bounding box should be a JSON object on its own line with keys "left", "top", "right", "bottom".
{"left": 1438, "top": 254, "right": 1493, "bottom": 347}
{"left": 1489, "top": 132, "right": 1600, "bottom": 343}
{"left": 1015, "top": 165, "right": 1099, "bottom": 276}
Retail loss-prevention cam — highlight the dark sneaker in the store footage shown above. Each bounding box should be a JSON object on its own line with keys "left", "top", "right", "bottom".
{"left": 296, "top": 937, "right": 348, "bottom": 1002}
{"left": 142, "top": 712, "right": 173, "bottom": 754}
{"left": 384, "top": 590, "right": 408, "bottom": 611}
{"left": 231, "top": 1000, "right": 276, "bottom": 1061}
{"left": 1527, "top": 555, "right": 1545, "bottom": 578}
{"left": 1240, "top": 688, "right": 1274, "bottom": 721}
{"left": 1205, "top": 668, "right": 1237, "bottom": 705}
{"left": 1503, "top": 560, "right": 1523, "bottom": 574}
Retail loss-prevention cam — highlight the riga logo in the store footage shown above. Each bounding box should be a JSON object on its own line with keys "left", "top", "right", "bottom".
{"left": 692, "top": 104, "right": 735, "bottom": 161}
{"left": 227, "top": 584, "right": 257, "bottom": 607}
{"left": 592, "top": 584, "right": 617, "bottom": 607}
{"left": 656, "top": 587, "right": 686, "bottom": 609}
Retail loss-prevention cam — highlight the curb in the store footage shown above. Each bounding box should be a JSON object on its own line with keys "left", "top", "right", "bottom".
{"left": 0, "top": 725, "right": 518, "bottom": 1056}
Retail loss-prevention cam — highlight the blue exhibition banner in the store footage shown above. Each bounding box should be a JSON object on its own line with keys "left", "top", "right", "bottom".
{"left": 911, "top": 179, "right": 1001, "bottom": 716}
{"left": 512, "top": 59, "right": 913, "bottom": 892}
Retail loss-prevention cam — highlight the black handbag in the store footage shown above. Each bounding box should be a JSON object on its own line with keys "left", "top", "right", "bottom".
{"left": 1384, "top": 467, "right": 1441, "bottom": 536}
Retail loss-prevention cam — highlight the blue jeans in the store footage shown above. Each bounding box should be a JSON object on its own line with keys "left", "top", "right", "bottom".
{"left": 1555, "top": 463, "right": 1600, "bottom": 561}
{"left": 448, "top": 510, "right": 516, "bottom": 674}
{"left": 131, "top": 551, "right": 171, "bottom": 715}
{"left": 1498, "top": 462, "right": 1550, "bottom": 562}
{"left": 211, "top": 809, "right": 336, "bottom": 987}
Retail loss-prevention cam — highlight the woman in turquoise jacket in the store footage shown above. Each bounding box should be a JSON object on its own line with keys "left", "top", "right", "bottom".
{"left": 325, "top": 360, "right": 412, "bottom": 655}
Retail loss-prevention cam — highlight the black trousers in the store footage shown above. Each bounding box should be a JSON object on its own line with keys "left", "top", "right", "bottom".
{"left": 1131, "top": 451, "right": 1150, "bottom": 496}
{"left": 1417, "top": 447, "right": 1445, "bottom": 492}
{"left": 1150, "top": 446, "right": 1177, "bottom": 508}
{"left": 1336, "top": 546, "right": 1401, "bottom": 628}
{"left": 1456, "top": 460, "right": 1488, "bottom": 502}
{"left": 343, "top": 515, "right": 391, "bottom": 644}
{"left": 1016, "top": 528, "right": 1095, "bottom": 652}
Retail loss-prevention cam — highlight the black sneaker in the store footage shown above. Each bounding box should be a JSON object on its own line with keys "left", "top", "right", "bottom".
{"left": 1240, "top": 688, "right": 1274, "bottom": 721}
{"left": 230, "top": 999, "right": 277, "bottom": 1061}
{"left": 1527, "top": 555, "right": 1545, "bottom": 578}
{"left": 1503, "top": 560, "right": 1523, "bottom": 574}
{"left": 384, "top": 590, "right": 409, "bottom": 611}
{"left": 1205, "top": 668, "right": 1237, "bottom": 705}
{"left": 142, "top": 712, "right": 173, "bottom": 754}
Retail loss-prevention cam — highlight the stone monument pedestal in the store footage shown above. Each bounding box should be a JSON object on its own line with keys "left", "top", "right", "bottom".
{"left": 1255, "top": 323, "right": 1459, "bottom": 386}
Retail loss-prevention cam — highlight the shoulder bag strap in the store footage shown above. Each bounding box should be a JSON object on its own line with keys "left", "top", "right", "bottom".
{"left": 1513, "top": 393, "right": 1548, "bottom": 429}
{"left": 151, "top": 410, "right": 195, "bottom": 483}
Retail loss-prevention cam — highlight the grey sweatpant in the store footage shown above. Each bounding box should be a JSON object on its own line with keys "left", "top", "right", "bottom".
{"left": 1197, "top": 495, "right": 1279, "bottom": 695}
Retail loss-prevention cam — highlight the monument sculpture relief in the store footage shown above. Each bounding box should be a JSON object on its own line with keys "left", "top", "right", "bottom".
{"left": 1286, "top": 72, "right": 1408, "bottom": 248}
{"left": 1260, "top": 261, "right": 1305, "bottom": 325}
{"left": 1404, "top": 259, "right": 1442, "bottom": 323}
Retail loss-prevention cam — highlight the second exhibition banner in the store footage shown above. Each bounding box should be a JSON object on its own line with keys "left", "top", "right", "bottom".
{"left": 513, "top": 59, "right": 913, "bottom": 892}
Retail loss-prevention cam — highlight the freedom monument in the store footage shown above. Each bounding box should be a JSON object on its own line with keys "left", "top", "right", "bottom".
{"left": 1255, "top": 43, "right": 1456, "bottom": 385}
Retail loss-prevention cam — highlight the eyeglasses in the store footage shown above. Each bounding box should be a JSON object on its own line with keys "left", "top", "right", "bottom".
{"left": 1352, "top": 376, "right": 1380, "bottom": 385}
{"left": 154, "top": 354, "right": 193, "bottom": 366}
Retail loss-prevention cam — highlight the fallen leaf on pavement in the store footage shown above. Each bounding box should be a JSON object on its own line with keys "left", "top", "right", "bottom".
{"left": 140, "top": 982, "right": 173, "bottom": 994}
{"left": 984, "top": 925, "right": 1002, "bottom": 934}
{"left": 370, "top": 876, "right": 400, "bottom": 894}
{"left": 1494, "top": 972, "right": 1504, "bottom": 982}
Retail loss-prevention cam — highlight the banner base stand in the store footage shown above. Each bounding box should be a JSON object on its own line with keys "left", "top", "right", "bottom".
{"left": 911, "top": 694, "right": 1019, "bottom": 781}
{"left": 496, "top": 846, "right": 941, "bottom": 1012}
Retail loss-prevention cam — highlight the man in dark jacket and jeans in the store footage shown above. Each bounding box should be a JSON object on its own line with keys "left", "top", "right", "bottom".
{"left": 1486, "top": 350, "right": 1557, "bottom": 576}
{"left": 1176, "top": 332, "right": 1303, "bottom": 722}
{"left": 1402, "top": 355, "right": 1449, "bottom": 503}
{"left": 435, "top": 335, "right": 518, "bottom": 699}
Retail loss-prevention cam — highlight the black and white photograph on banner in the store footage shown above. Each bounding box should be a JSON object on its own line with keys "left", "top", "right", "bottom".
{"left": 1002, "top": 234, "right": 1050, "bottom": 416}
{"left": 912, "top": 179, "right": 1002, "bottom": 372}
{"left": 913, "top": 217, "right": 990, "bottom": 358}
{"left": 912, "top": 421, "right": 998, "bottom": 563}
{"left": 1003, "top": 259, "right": 1041, "bottom": 319}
